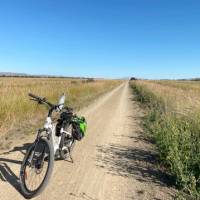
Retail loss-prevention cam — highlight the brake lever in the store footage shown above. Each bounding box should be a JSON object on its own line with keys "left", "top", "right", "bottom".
{"left": 30, "top": 98, "right": 43, "bottom": 104}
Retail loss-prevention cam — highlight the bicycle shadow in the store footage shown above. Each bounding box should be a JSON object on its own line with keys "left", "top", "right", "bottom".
{"left": 0, "top": 143, "right": 32, "bottom": 198}
{"left": 0, "top": 143, "right": 31, "bottom": 156}
{"left": 0, "top": 162, "right": 21, "bottom": 192}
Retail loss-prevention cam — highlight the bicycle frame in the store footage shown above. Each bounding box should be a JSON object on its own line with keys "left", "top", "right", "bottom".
{"left": 27, "top": 93, "right": 75, "bottom": 161}
{"left": 34, "top": 116, "right": 73, "bottom": 156}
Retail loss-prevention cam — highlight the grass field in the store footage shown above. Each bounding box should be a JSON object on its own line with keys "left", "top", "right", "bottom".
{"left": 133, "top": 80, "right": 200, "bottom": 115}
{"left": 130, "top": 80, "right": 200, "bottom": 199}
{"left": 0, "top": 78, "right": 122, "bottom": 146}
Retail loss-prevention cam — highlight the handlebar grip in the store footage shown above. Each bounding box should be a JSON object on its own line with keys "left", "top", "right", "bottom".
{"left": 28, "top": 93, "right": 39, "bottom": 99}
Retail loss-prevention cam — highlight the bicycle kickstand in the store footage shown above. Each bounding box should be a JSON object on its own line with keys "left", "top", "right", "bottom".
{"left": 68, "top": 147, "right": 74, "bottom": 163}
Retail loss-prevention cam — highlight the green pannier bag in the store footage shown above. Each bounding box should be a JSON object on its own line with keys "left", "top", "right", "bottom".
{"left": 72, "top": 116, "right": 87, "bottom": 141}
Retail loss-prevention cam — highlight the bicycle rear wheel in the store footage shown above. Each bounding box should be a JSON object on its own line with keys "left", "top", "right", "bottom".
{"left": 19, "top": 138, "right": 54, "bottom": 199}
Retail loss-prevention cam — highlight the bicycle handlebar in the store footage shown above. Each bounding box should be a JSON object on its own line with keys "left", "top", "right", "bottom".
{"left": 28, "top": 93, "right": 54, "bottom": 107}
{"left": 28, "top": 93, "right": 73, "bottom": 116}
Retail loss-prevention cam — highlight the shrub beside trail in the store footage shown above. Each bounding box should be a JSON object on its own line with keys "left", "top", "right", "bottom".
{"left": 130, "top": 80, "right": 200, "bottom": 199}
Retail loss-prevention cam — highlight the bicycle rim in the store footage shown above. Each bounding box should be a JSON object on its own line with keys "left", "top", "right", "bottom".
{"left": 20, "top": 138, "right": 54, "bottom": 198}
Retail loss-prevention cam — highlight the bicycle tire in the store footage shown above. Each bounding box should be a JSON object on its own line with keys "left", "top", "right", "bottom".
{"left": 19, "top": 138, "right": 54, "bottom": 199}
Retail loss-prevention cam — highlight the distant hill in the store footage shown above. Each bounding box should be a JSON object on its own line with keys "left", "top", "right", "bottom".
{"left": 0, "top": 72, "right": 28, "bottom": 77}
{"left": 177, "top": 78, "right": 200, "bottom": 81}
{"left": 0, "top": 72, "right": 88, "bottom": 79}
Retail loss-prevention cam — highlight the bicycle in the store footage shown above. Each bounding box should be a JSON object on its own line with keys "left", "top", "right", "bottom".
{"left": 19, "top": 93, "right": 76, "bottom": 199}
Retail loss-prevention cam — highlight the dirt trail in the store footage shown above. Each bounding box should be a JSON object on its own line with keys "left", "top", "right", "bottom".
{"left": 0, "top": 82, "right": 176, "bottom": 200}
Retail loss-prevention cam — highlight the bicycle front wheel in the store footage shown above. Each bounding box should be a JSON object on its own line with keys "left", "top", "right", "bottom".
{"left": 19, "top": 138, "right": 54, "bottom": 199}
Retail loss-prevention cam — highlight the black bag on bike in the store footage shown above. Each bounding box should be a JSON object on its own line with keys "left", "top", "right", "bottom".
{"left": 56, "top": 111, "right": 73, "bottom": 136}
{"left": 72, "top": 116, "right": 87, "bottom": 141}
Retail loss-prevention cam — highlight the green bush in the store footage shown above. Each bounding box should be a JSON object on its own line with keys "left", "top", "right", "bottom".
{"left": 130, "top": 81, "right": 200, "bottom": 198}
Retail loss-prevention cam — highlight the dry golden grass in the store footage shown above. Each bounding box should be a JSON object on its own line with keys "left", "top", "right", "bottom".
{"left": 0, "top": 77, "right": 122, "bottom": 135}
{"left": 135, "top": 80, "right": 200, "bottom": 115}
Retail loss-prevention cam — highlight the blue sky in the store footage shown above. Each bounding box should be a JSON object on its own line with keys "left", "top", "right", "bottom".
{"left": 0, "top": 0, "right": 200, "bottom": 79}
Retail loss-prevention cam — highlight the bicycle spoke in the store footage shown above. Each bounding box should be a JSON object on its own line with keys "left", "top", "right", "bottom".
{"left": 23, "top": 142, "right": 50, "bottom": 192}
